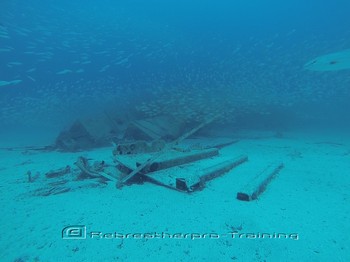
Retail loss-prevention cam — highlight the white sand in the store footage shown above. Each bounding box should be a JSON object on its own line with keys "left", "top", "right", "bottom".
{"left": 1, "top": 134, "right": 349, "bottom": 261}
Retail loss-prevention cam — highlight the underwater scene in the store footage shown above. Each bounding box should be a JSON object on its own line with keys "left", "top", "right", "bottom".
{"left": 1, "top": 0, "right": 350, "bottom": 261}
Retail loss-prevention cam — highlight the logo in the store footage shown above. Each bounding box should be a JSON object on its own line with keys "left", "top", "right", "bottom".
{"left": 62, "top": 225, "right": 86, "bottom": 239}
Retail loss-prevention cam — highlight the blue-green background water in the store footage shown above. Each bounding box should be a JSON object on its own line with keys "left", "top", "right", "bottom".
{"left": 1, "top": 2, "right": 350, "bottom": 261}
{"left": 1, "top": 0, "right": 350, "bottom": 140}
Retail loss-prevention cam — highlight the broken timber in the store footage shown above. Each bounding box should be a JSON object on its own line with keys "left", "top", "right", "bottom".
{"left": 141, "top": 148, "right": 219, "bottom": 173}
{"left": 144, "top": 155, "right": 248, "bottom": 192}
{"left": 197, "top": 155, "right": 248, "bottom": 183}
{"left": 75, "top": 157, "right": 120, "bottom": 182}
{"left": 118, "top": 115, "right": 219, "bottom": 187}
{"left": 236, "top": 163, "right": 284, "bottom": 201}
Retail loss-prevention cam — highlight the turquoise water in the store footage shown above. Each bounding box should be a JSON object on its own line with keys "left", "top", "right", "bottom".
{"left": 1, "top": 1, "right": 350, "bottom": 261}
{"left": 1, "top": 0, "right": 350, "bottom": 135}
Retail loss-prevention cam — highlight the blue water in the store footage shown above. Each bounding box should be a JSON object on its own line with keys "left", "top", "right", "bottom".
{"left": 1, "top": 0, "right": 350, "bottom": 138}
{"left": 1, "top": 1, "right": 350, "bottom": 261}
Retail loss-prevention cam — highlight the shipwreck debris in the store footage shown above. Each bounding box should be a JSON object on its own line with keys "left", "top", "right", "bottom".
{"left": 145, "top": 155, "right": 248, "bottom": 192}
{"left": 141, "top": 148, "right": 219, "bottom": 173}
{"left": 54, "top": 114, "right": 186, "bottom": 152}
{"left": 24, "top": 110, "right": 285, "bottom": 196}
{"left": 125, "top": 115, "right": 185, "bottom": 140}
{"left": 33, "top": 186, "right": 71, "bottom": 196}
{"left": 55, "top": 115, "right": 117, "bottom": 151}
{"left": 27, "top": 171, "right": 40, "bottom": 183}
{"left": 45, "top": 165, "right": 71, "bottom": 178}
{"left": 237, "top": 162, "right": 284, "bottom": 201}
{"left": 117, "top": 115, "right": 219, "bottom": 187}
{"left": 75, "top": 156, "right": 121, "bottom": 182}
{"left": 113, "top": 140, "right": 166, "bottom": 155}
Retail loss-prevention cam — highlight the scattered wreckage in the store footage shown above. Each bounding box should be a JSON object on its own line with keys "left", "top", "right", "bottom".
{"left": 26, "top": 115, "right": 284, "bottom": 200}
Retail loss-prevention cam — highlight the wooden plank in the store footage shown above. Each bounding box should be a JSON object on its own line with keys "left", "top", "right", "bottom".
{"left": 211, "top": 140, "right": 239, "bottom": 149}
{"left": 75, "top": 157, "right": 119, "bottom": 182}
{"left": 100, "top": 167, "right": 120, "bottom": 182}
{"left": 198, "top": 155, "right": 248, "bottom": 183}
{"left": 98, "top": 172, "right": 118, "bottom": 182}
{"left": 144, "top": 155, "right": 248, "bottom": 192}
{"left": 142, "top": 148, "right": 219, "bottom": 172}
{"left": 114, "top": 148, "right": 218, "bottom": 181}
{"left": 237, "top": 163, "right": 284, "bottom": 201}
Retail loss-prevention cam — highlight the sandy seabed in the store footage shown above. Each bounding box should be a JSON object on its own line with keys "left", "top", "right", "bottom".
{"left": 1, "top": 133, "right": 349, "bottom": 262}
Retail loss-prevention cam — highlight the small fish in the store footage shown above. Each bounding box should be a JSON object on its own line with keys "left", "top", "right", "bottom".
{"left": 0, "top": 80, "right": 22, "bottom": 87}
{"left": 27, "top": 76, "right": 36, "bottom": 82}
{"left": 7, "top": 61, "right": 23, "bottom": 67}
{"left": 56, "top": 69, "right": 73, "bottom": 75}
{"left": 115, "top": 58, "right": 129, "bottom": 65}
{"left": 26, "top": 67, "right": 37, "bottom": 72}
{"left": 99, "top": 65, "right": 110, "bottom": 72}
{"left": 0, "top": 48, "right": 12, "bottom": 52}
